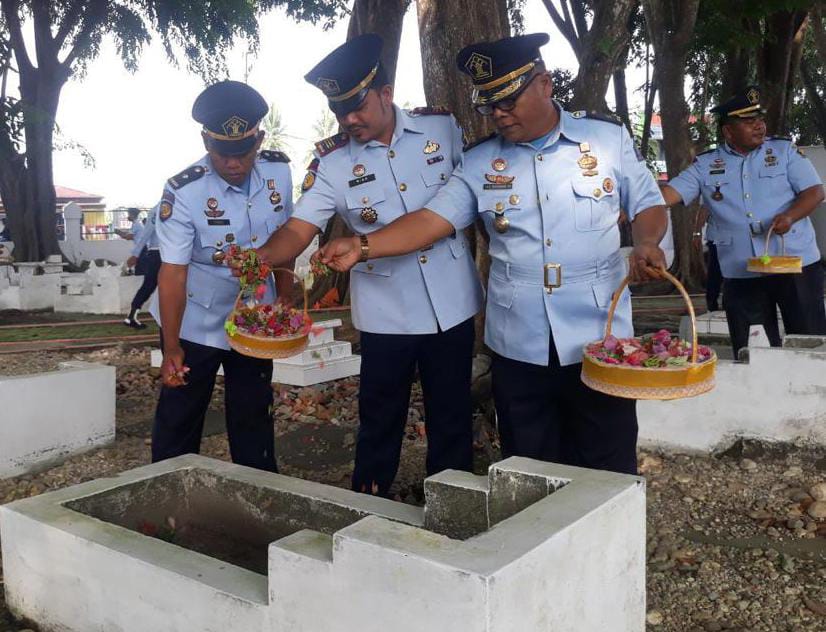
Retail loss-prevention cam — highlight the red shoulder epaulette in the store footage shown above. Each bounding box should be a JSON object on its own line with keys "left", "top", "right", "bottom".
{"left": 315, "top": 132, "right": 349, "bottom": 157}
{"left": 408, "top": 106, "right": 452, "bottom": 117}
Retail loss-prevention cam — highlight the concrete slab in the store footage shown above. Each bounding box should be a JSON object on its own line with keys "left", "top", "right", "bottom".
{"left": 1, "top": 455, "right": 645, "bottom": 632}
{"left": 638, "top": 335, "right": 826, "bottom": 452}
{"left": 0, "top": 361, "right": 116, "bottom": 479}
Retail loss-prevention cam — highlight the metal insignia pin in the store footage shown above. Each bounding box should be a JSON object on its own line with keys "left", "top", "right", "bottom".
{"left": 711, "top": 187, "right": 723, "bottom": 201}
{"left": 577, "top": 154, "right": 598, "bottom": 171}
{"left": 225, "top": 233, "right": 235, "bottom": 243}
{"left": 579, "top": 142, "right": 591, "bottom": 154}
{"left": 493, "top": 214, "right": 510, "bottom": 233}
{"left": 360, "top": 207, "right": 378, "bottom": 224}
{"left": 267, "top": 179, "right": 275, "bottom": 190}
{"left": 424, "top": 140, "right": 440, "bottom": 154}
{"left": 207, "top": 197, "right": 218, "bottom": 210}
{"left": 602, "top": 178, "right": 614, "bottom": 193}
{"left": 212, "top": 251, "right": 226, "bottom": 264}
{"left": 353, "top": 164, "right": 366, "bottom": 177}
{"left": 270, "top": 191, "right": 281, "bottom": 205}
{"left": 492, "top": 158, "right": 507, "bottom": 172}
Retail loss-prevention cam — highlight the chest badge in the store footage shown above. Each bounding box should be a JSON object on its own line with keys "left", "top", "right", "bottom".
{"left": 206, "top": 197, "right": 219, "bottom": 210}
{"left": 765, "top": 148, "right": 773, "bottom": 156}
{"left": 485, "top": 173, "right": 515, "bottom": 185}
{"left": 764, "top": 155, "right": 777, "bottom": 166}
{"left": 273, "top": 205, "right": 284, "bottom": 212}
{"left": 352, "top": 164, "right": 366, "bottom": 178}
{"left": 493, "top": 213, "right": 510, "bottom": 234}
{"left": 204, "top": 208, "right": 224, "bottom": 218}
{"left": 602, "top": 178, "right": 614, "bottom": 194}
{"left": 360, "top": 207, "right": 378, "bottom": 224}
{"left": 492, "top": 158, "right": 507, "bottom": 172}
{"left": 424, "top": 140, "right": 440, "bottom": 154}
{"left": 577, "top": 154, "right": 598, "bottom": 172}
{"left": 267, "top": 179, "right": 275, "bottom": 190}
{"left": 302, "top": 171, "right": 316, "bottom": 192}
{"left": 711, "top": 186, "right": 724, "bottom": 202}
{"left": 225, "top": 233, "right": 235, "bottom": 243}
{"left": 270, "top": 191, "right": 282, "bottom": 205}
{"left": 579, "top": 142, "right": 591, "bottom": 154}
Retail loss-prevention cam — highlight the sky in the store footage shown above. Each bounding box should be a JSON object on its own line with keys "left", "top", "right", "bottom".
{"left": 34, "top": 0, "right": 646, "bottom": 208}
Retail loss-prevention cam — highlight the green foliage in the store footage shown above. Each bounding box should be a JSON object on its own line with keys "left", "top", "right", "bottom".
{"left": 549, "top": 68, "right": 575, "bottom": 109}
{"left": 261, "top": 103, "right": 291, "bottom": 153}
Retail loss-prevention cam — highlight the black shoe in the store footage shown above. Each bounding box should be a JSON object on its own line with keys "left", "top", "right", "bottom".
{"left": 123, "top": 316, "right": 147, "bottom": 329}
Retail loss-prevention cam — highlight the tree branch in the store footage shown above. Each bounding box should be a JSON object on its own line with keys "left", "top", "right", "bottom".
{"left": 0, "top": 0, "right": 34, "bottom": 74}
{"left": 60, "top": 0, "right": 107, "bottom": 73}
{"left": 54, "top": 0, "right": 86, "bottom": 52}
{"left": 541, "top": 0, "right": 581, "bottom": 59}
{"left": 570, "top": 0, "right": 589, "bottom": 45}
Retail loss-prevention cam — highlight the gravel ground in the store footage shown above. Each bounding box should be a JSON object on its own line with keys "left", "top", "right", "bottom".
{"left": 0, "top": 344, "right": 824, "bottom": 631}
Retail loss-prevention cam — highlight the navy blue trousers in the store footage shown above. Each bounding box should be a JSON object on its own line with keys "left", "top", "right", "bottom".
{"left": 353, "top": 317, "right": 475, "bottom": 496}
{"left": 152, "top": 335, "right": 276, "bottom": 472}
{"left": 131, "top": 249, "right": 161, "bottom": 311}
{"left": 491, "top": 334, "right": 638, "bottom": 476}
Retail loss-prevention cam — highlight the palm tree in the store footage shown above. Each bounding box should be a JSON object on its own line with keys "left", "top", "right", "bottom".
{"left": 261, "top": 103, "right": 291, "bottom": 153}
{"left": 302, "top": 108, "right": 338, "bottom": 165}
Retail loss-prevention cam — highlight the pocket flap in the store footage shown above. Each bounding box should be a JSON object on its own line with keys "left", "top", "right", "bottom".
{"left": 353, "top": 258, "right": 392, "bottom": 277}
{"left": 572, "top": 178, "right": 616, "bottom": 201}
{"left": 758, "top": 166, "right": 787, "bottom": 178}
{"left": 449, "top": 235, "right": 466, "bottom": 258}
{"left": 187, "top": 283, "right": 215, "bottom": 309}
{"left": 703, "top": 174, "right": 731, "bottom": 187}
{"left": 487, "top": 277, "right": 515, "bottom": 308}
{"left": 421, "top": 168, "right": 448, "bottom": 187}
{"left": 479, "top": 193, "right": 522, "bottom": 214}
{"left": 344, "top": 183, "right": 387, "bottom": 209}
{"left": 591, "top": 279, "right": 616, "bottom": 308}
{"left": 713, "top": 232, "right": 733, "bottom": 246}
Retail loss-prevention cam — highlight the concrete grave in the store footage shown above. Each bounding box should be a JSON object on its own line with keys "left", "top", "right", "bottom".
{"left": 1, "top": 454, "right": 645, "bottom": 632}
{"left": 54, "top": 260, "right": 144, "bottom": 314}
{"left": 0, "top": 361, "right": 115, "bottom": 479}
{"left": 638, "top": 335, "right": 826, "bottom": 452}
{"left": 150, "top": 319, "right": 361, "bottom": 386}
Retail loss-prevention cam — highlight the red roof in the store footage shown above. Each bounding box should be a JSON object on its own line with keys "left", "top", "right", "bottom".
{"left": 55, "top": 185, "right": 103, "bottom": 201}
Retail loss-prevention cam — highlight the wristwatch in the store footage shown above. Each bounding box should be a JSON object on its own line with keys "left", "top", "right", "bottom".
{"left": 358, "top": 234, "right": 369, "bottom": 262}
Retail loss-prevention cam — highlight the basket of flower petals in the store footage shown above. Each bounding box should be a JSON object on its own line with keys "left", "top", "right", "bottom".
{"left": 581, "top": 269, "right": 717, "bottom": 400}
{"left": 224, "top": 247, "right": 313, "bottom": 359}
{"left": 746, "top": 226, "right": 802, "bottom": 274}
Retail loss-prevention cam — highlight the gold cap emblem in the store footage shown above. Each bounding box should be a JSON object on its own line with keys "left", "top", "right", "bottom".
{"left": 747, "top": 88, "right": 760, "bottom": 104}
{"left": 316, "top": 77, "right": 340, "bottom": 97}
{"left": 465, "top": 52, "right": 493, "bottom": 81}
{"left": 222, "top": 115, "right": 248, "bottom": 138}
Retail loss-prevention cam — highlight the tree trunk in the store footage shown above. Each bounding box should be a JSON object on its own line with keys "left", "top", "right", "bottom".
{"left": 613, "top": 66, "right": 632, "bottom": 135}
{"left": 758, "top": 9, "right": 808, "bottom": 136}
{"left": 416, "top": 0, "right": 509, "bottom": 348}
{"left": 643, "top": 0, "right": 704, "bottom": 290}
{"left": 569, "top": 0, "right": 636, "bottom": 113}
{"left": 346, "top": 0, "right": 410, "bottom": 88}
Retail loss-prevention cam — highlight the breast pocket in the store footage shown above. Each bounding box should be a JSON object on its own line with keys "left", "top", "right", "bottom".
{"left": 421, "top": 166, "right": 449, "bottom": 188}
{"left": 571, "top": 179, "right": 617, "bottom": 231}
{"left": 479, "top": 192, "right": 522, "bottom": 231}
{"left": 196, "top": 225, "right": 232, "bottom": 250}
{"left": 352, "top": 258, "right": 392, "bottom": 277}
{"left": 345, "top": 183, "right": 389, "bottom": 229}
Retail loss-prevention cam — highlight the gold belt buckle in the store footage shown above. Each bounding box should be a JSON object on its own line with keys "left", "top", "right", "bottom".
{"left": 544, "top": 263, "right": 562, "bottom": 293}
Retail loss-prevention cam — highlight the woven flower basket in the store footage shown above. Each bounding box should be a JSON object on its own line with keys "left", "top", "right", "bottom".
{"left": 581, "top": 269, "right": 717, "bottom": 400}
{"left": 226, "top": 268, "right": 311, "bottom": 360}
{"left": 746, "top": 226, "right": 802, "bottom": 274}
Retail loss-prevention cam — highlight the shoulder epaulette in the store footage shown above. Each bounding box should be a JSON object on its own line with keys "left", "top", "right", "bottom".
{"left": 408, "top": 106, "right": 452, "bottom": 117}
{"left": 259, "top": 150, "right": 290, "bottom": 163}
{"left": 570, "top": 110, "right": 623, "bottom": 126}
{"left": 767, "top": 135, "right": 792, "bottom": 142}
{"left": 167, "top": 165, "right": 206, "bottom": 190}
{"left": 315, "top": 132, "right": 349, "bottom": 157}
{"left": 696, "top": 147, "right": 716, "bottom": 157}
{"left": 463, "top": 132, "right": 497, "bottom": 153}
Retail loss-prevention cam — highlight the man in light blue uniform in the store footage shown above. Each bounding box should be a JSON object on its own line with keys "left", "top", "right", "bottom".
{"left": 316, "top": 33, "right": 668, "bottom": 475}
{"left": 123, "top": 203, "right": 161, "bottom": 328}
{"left": 662, "top": 87, "right": 826, "bottom": 355}
{"left": 251, "top": 34, "right": 483, "bottom": 496}
{"left": 152, "top": 80, "right": 294, "bottom": 472}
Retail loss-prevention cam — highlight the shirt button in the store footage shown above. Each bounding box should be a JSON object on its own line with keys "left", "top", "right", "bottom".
{"left": 509, "top": 194, "right": 520, "bottom": 205}
{"left": 361, "top": 196, "right": 369, "bottom": 204}
{"left": 187, "top": 291, "right": 193, "bottom": 298}
{"left": 593, "top": 189, "right": 602, "bottom": 198}
{"left": 216, "top": 241, "right": 223, "bottom": 247}
{"left": 495, "top": 202, "right": 504, "bottom": 211}
{"left": 399, "top": 183, "right": 407, "bottom": 192}
{"left": 389, "top": 150, "right": 396, "bottom": 158}
{"left": 744, "top": 193, "right": 751, "bottom": 199}
{"left": 536, "top": 154, "right": 544, "bottom": 161}
{"left": 366, "top": 263, "right": 374, "bottom": 271}
{"left": 251, "top": 235, "right": 258, "bottom": 242}
{"left": 747, "top": 212, "right": 754, "bottom": 218}
{"left": 419, "top": 255, "right": 428, "bottom": 264}
{"left": 440, "top": 173, "right": 446, "bottom": 181}
{"left": 545, "top": 238, "right": 552, "bottom": 247}
{"left": 743, "top": 174, "right": 749, "bottom": 179}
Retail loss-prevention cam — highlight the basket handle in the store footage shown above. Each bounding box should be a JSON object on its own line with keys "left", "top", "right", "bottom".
{"left": 232, "top": 267, "right": 308, "bottom": 318}
{"left": 604, "top": 267, "right": 698, "bottom": 364}
{"left": 761, "top": 225, "right": 785, "bottom": 256}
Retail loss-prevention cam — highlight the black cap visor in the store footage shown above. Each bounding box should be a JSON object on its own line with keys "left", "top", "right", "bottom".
{"left": 205, "top": 132, "right": 259, "bottom": 157}
{"left": 328, "top": 87, "right": 370, "bottom": 117}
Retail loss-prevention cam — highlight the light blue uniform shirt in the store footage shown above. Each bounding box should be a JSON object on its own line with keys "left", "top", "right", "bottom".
{"left": 668, "top": 138, "right": 822, "bottom": 278}
{"left": 152, "top": 153, "right": 293, "bottom": 349}
{"left": 294, "top": 105, "right": 483, "bottom": 335}
{"left": 131, "top": 204, "right": 160, "bottom": 256}
{"left": 427, "top": 105, "right": 664, "bottom": 366}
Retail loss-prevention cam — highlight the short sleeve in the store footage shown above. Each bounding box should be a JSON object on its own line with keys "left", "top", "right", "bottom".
{"left": 423, "top": 156, "right": 478, "bottom": 231}
{"left": 667, "top": 160, "right": 703, "bottom": 207}
{"left": 280, "top": 169, "right": 295, "bottom": 221}
{"left": 131, "top": 207, "right": 156, "bottom": 256}
{"left": 293, "top": 156, "right": 338, "bottom": 230}
{"left": 450, "top": 115, "right": 464, "bottom": 166}
{"left": 618, "top": 125, "right": 664, "bottom": 220}
{"left": 786, "top": 144, "right": 823, "bottom": 194}
{"left": 156, "top": 188, "right": 195, "bottom": 265}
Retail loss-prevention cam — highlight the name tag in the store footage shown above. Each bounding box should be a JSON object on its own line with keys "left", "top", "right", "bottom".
{"left": 348, "top": 174, "right": 377, "bottom": 188}
{"left": 207, "top": 219, "right": 230, "bottom": 226}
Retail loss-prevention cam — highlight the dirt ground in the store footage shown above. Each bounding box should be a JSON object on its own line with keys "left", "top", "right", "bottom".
{"left": 0, "top": 330, "right": 824, "bottom": 630}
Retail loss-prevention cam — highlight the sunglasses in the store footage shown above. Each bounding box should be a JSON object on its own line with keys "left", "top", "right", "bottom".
{"left": 474, "top": 74, "right": 541, "bottom": 116}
